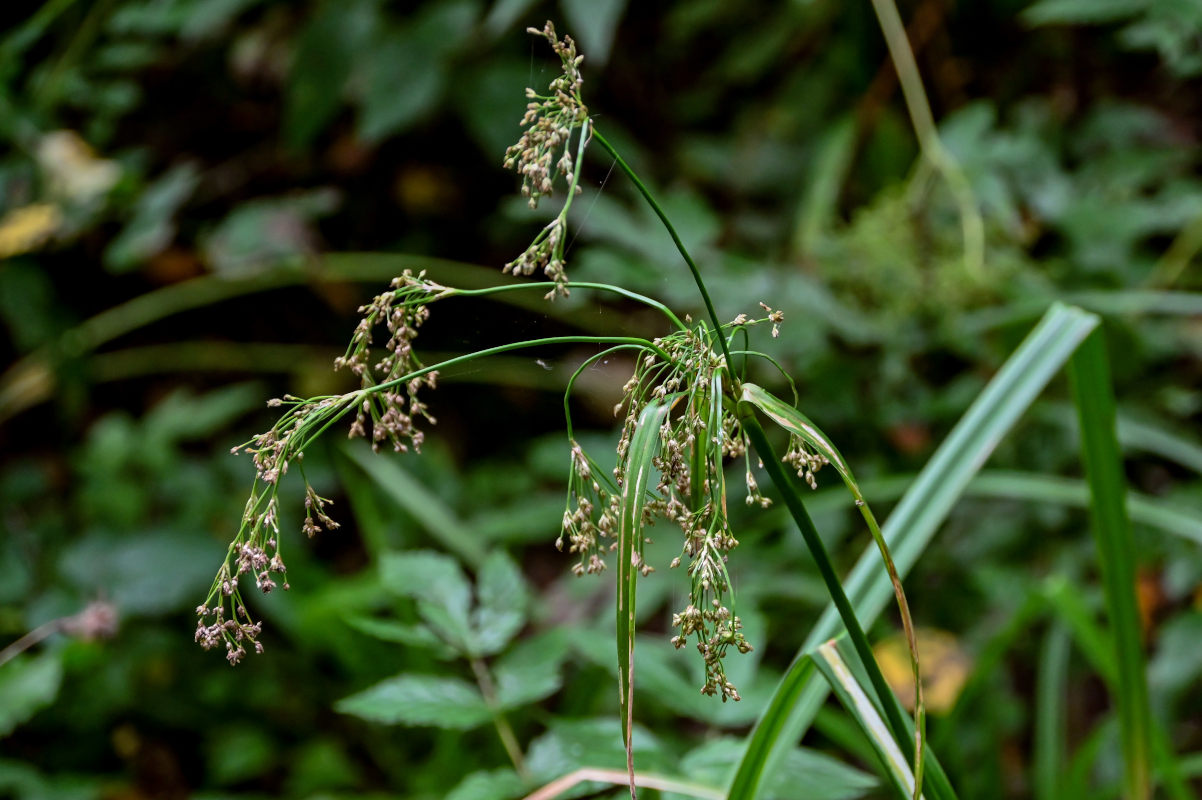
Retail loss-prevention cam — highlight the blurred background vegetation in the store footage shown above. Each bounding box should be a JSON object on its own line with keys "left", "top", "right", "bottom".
{"left": 1, "top": 0, "right": 1201, "bottom": 798}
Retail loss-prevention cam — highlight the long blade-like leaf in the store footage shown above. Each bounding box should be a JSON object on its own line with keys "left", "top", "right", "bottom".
{"left": 740, "top": 380, "right": 927, "bottom": 795}
{"left": 729, "top": 303, "right": 1098, "bottom": 798}
{"left": 1068, "top": 328, "right": 1151, "bottom": 800}
{"left": 618, "top": 400, "right": 670, "bottom": 795}
{"left": 813, "top": 638, "right": 924, "bottom": 800}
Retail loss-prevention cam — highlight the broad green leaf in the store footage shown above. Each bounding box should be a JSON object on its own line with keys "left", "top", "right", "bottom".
{"left": 472, "top": 551, "right": 528, "bottom": 656}
{"left": 1068, "top": 328, "right": 1152, "bottom": 799}
{"left": 335, "top": 674, "right": 492, "bottom": 729}
{"left": 495, "top": 631, "right": 570, "bottom": 710}
{"left": 446, "top": 768, "right": 524, "bottom": 800}
{"left": 357, "top": 32, "right": 444, "bottom": 143}
{"left": 617, "top": 401, "right": 670, "bottom": 763}
{"left": 525, "top": 718, "right": 667, "bottom": 783}
{"left": 283, "top": 0, "right": 376, "bottom": 147}
{"left": 680, "top": 736, "right": 878, "bottom": 800}
{"left": 730, "top": 303, "right": 1098, "bottom": 799}
{"left": 341, "top": 441, "right": 487, "bottom": 568}
{"left": 342, "top": 614, "right": 453, "bottom": 655}
{"left": 0, "top": 653, "right": 62, "bottom": 736}
{"left": 103, "top": 163, "right": 199, "bottom": 272}
{"left": 379, "top": 550, "right": 474, "bottom": 651}
{"left": 206, "top": 725, "right": 275, "bottom": 786}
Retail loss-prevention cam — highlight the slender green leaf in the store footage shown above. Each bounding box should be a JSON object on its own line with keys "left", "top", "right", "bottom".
{"left": 1034, "top": 624, "right": 1071, "bottom": 800}
{"left": 812, "top": 639, "right": 920, "bottom": 800}
{"left": 617, "top": 400, "right": 670, "bottom": 768}
{"left": 730, "top": 303, "right": 1098, "bottom": 798}
{"left": 1068, "top": 328, "right": 1151, "bottom": 800}
{"left": 335, "top": 674, "right": 492, "bottom": 729}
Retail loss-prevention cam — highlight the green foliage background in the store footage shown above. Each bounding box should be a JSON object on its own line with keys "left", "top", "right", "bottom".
{"left": 1, "top": 0, "right": 1201, "bottom": 798}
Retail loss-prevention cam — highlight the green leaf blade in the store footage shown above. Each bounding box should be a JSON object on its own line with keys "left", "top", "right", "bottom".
{"left": 730, "top": 303, "right": 1099, "bottom": 799}
{"left": 335, "top": 674, "right": 492, "bottom": 729}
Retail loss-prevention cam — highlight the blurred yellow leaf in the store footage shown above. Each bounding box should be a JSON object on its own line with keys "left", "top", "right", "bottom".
{"left": 873, "top": 627, "right": 972, "bottom": 715}
{"left": 0, "top": 204, "right": 62, "bottom": 259}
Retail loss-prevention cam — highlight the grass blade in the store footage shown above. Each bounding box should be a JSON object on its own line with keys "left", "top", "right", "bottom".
{"left": 729, "top": 303, "right": 1098, "bottom": 798}
{"left": 617, "top": 400, "right": 670, "bottom": 796}
{"left": 812, "top": 638, "right": 923, "bottom": 800}
{"left": 1034, "top": 623, "right": 1071, "bottom": 800}
{"left": 740, "top": 381, "right": 926, "bottom": 795}
{"left": 1067, "top": 329, "right": 1151, "bottom": 800}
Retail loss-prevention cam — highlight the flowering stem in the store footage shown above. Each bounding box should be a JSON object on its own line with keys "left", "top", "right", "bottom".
{"left": 590, "top": 129, "right": 734, "bottom": 375}
{"left": 452, "top": 281, "right": 688, "bottom": 331}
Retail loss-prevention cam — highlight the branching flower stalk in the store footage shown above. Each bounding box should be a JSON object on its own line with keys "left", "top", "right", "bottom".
{"left": 199, "top": 20, "right": 935, "bottom": 800}
{"left": 197, "top": 272, "right": 673, "bottom": 662}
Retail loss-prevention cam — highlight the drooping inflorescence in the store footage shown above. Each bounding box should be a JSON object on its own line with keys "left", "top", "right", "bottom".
{"left": 197, "top": 271, "right": 449, "bottom": 662}
{"left": 502, "top": 22, "right": 591, "bottom": 298}
{"left": 559, "top": 308, "right": 822, "bottom": 701}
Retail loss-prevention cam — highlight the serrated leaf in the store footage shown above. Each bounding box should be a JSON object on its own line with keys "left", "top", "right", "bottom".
{"left": 379, "top": 550, "right": 474, "bottom": 650}
{"left": 472, "top": 550, "right": 528, "bottom": 655}
{"left": 495, "top": 630, "right": 570, "bottom": 709}
{"left": 335, "top": 674, "right": 492, "bottom": 729}
{"left": 446, "top": 768, "right": 524, "bottom": 800}
{"left": 0, "top": 653, "right": 62, "bottom": 736}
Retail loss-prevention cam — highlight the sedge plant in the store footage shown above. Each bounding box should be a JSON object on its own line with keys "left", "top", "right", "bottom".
{"left": 195, "top": 21, "right": 944, "bottom": 799}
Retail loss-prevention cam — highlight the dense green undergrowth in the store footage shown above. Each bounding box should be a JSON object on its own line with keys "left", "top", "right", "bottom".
{"left": 2, "top": 2, "right": 1202, "bottom": 799}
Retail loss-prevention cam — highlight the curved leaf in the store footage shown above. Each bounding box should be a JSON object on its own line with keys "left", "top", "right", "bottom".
{"left": 617, "top": 400, "right": 671, "bottom": 777}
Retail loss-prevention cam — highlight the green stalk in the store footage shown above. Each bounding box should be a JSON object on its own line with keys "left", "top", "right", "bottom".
{"left": 737, "top": 404, "right": 955, "bottom": 800}
{"left": 453, "top": 280, "right": 688, "bottom": 331}
{"left": 590, "top": 129, "right": 734, "bottom": 374}
{"left": 1067, "top": 328, "right": 1152, "bottom": 800}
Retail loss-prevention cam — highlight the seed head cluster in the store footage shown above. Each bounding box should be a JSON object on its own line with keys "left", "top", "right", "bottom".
{"left": 503, "top": 22, "right": 591, "bottom": 298}
{"left": 198, "top": 271, "right": 450, "bottom": 663}
{"left": 336, "top": 270, "right": 446, "bottom": 454}
{"left": 559, "top": 307, "right": 821, "bottom": 700}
